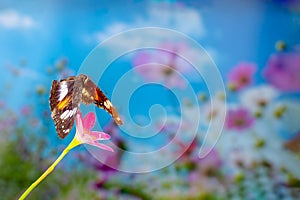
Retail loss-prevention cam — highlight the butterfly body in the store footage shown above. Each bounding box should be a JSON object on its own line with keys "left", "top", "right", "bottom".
{"left": 49, "top": 74, "right": 122, "bottom": 139}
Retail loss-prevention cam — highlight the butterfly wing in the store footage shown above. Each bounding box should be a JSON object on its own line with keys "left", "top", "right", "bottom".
{"left": 49, "top": 76, "right": 80, "bottom": 138}
{"left": 78, "top": 74, "right": 123, "bottom": 125}
{"left": 94, "top": 87, "right": 123, "bottom": 125}
{"left": 49, "top": 74, "right": 122, "bottom": 139}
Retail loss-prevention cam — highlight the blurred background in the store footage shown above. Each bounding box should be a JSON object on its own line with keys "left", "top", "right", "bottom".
{"left": 1, "top": 0, "right": 300, "bottom": 199}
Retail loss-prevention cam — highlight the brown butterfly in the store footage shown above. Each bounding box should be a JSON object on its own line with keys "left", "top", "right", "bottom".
{"left": 49, "top": 74, "right": 122, "bottom": 139}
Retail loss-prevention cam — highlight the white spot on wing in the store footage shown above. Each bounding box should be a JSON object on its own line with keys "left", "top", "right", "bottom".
{"left": 58, "top": 81, "right": 68, "bottom": 101}
{"left": 104, "top": 100, "right": 112, "bottom": 109}
{"left": 63, "top": 128, "right": 70, "bottom": 133}
{"left": 61, "top": 107, "right": 77, "bottom": 120}
{"left": 60, "top": 110, "right": 69, "bottom": 119}
{"left": 68, "top": 109, "right": 75, "bottom": 118}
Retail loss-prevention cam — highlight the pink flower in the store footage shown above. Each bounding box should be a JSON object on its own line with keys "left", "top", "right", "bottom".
{"left": 103, "top": 119, "right": 120, "bottom": 136}
{"left": 198, "top": 148, "right": 222, "bottom": 170}
{"left": 225, "top": 108, "right": 254, "bottom": 130}
{"left": 31, "top": 118, "right": 41, "bottom": 127}
{"left": 20, "top": 105, "right": 31, "bottom": 116}
{"left": 133, "top": 42, "right": 194, "bottom": 89}
{"left": 95, "top": 119, "right": 126, "bottom": 171}
{"left": 18, "top": 110, "right": 114, "bottom": 199}
{"left": 0, "top": 100, "right": 5, "bottom": 108}
{"left": 176, "top": 137, "right": 199, "bottom": 164}
{"left": 227, "top": 62, "right": 257, "bottom": 91}
{"left": 263, "top": 53, "right": 300, "bottom": 92}
{"left": 75, "top": 111, "right": 113, "bottom": 152}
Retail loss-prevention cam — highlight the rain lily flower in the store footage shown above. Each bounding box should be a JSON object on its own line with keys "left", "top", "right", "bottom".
{"left": 84, "top": 120, "right": 126, "bottom": 179}
{"left": 263, "top": 52, "right": 300, "bottom": 91}
{"left": 19, "top": 111, "right": 113, "bottom": 200}
{"left": 227, "top": 62, "right": 257, "bottom": 91}
{"left": 75, "top": 111, "right": 113, "bottom": 151}
{"left": 225, "top": 108, "right": 255, "bottom": 130}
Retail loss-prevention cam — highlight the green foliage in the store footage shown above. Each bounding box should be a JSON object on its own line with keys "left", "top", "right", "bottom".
{"left": 104, "top": 181, "right": 152, "bottom": 200}
{"left": 0, "top": 126, "right": 98, "bottom": 199}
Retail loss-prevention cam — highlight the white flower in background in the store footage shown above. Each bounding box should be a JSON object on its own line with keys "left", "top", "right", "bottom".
{"left": 228, "top": 147, "right": 257, "bottom": 169}
{"left": 202, "top": 97, "right": 226, "bottom": 126}
{"left": 240, "top": 85, "right": 279, "bottom": 113}
{"left": 273, "top": 100, "right": 300, "bottom": 135}
{"left": 199, "top": 96, "right": 226, "bottom": 147}
{"left": 182, "top": 103, "right": 200, "bottom": 127}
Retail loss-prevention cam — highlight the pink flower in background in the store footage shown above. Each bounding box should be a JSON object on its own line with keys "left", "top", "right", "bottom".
{"left": 226, "top": 108, "right": 254, "bottom": 130}
{"left": 228, "top": 62, "right": 257, "bottom": 91}
{"left": 133, "top": 42, "right": 195, "bottom": 89}
{"left": 75, "top": 111, "right": 113, "bottom": 152}
{"left": 103, "top": 119, "right": 121, "bottom": 136}
{"left": 20, "top": 105, "right": 31, "bottom": 116}
{"left": 263, "top": 53, "right": 300, "bottom": 91}
{"left": 31, "top": 118, "right": 41, "bottom": 127}
{"left": 198, "top": 148, "right": 222, "bottom": 170}
{"left": 176, "top": 137, "right": 199, "bottom": 163}
{"left": 0, "top": 100, "right": 5, "bottom": 108}
{"left": 0, "top": 116, "right": 17, "bottom": 132}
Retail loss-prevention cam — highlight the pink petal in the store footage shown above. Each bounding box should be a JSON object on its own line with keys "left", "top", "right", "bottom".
{"left": 166, "top": 74, "right": 186, "bottom": 89}
{"left": 225, "top": 108, "right": 254, "bottom": 130}
{"left": 89, "top": 142, "right": 114, "bottom": 152}
{"left": 83, "top": 112, "right": 96, "bottom": 130}
{"left": 90, "top": 131, "right": 111, "bottom": 140}
{"left": 133, "top": 52, "right": 152, "bottom": 66}
{"left": 263, "top": 53, "right": 300, "bottom": 91}
{"left": 228, "top": 62, "right": 257, "bottom": 90}
{"left": 76, "top": 113, "right": 83, "bottom": 134}
{"left": 135, "top": 64, "right": 163, "bottom": 81}
{"left": 77, "top": 110, "right": 82, "bottom": 117}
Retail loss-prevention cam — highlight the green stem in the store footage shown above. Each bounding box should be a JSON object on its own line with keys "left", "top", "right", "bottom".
{"left": 18, "top": 136, "right": 81, "bottom": 200}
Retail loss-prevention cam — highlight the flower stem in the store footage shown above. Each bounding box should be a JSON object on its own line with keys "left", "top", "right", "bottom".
{"left": 18, "top": 136, "right": 81, "bottom": 200}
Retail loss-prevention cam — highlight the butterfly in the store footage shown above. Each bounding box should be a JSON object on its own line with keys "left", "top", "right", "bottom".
{"left": 49, "top": 74, "right": 122, "bottom": 139}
